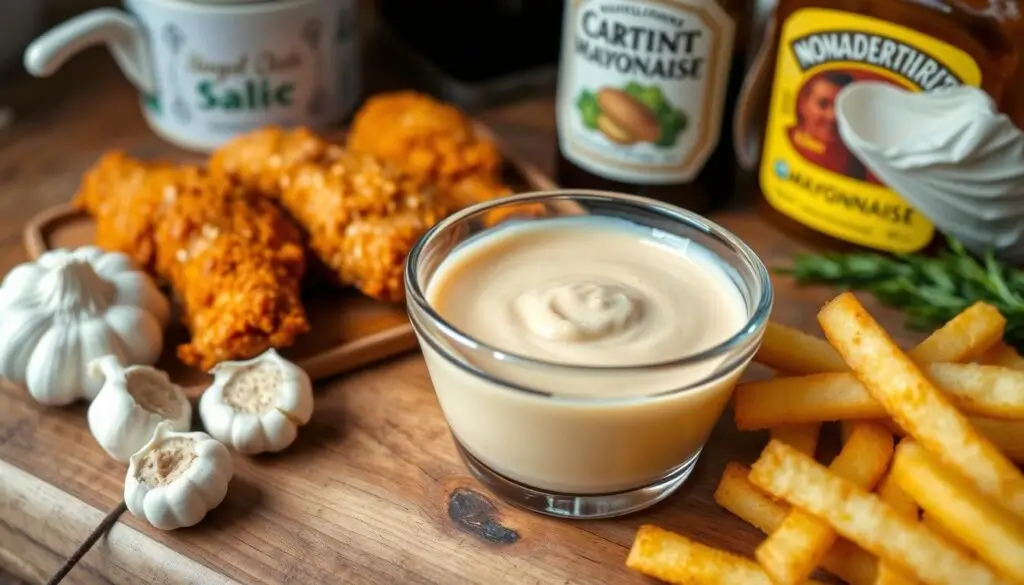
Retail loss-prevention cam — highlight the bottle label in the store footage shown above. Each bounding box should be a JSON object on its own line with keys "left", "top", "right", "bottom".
{"left": 759, "top": 8, "right": 982, "bottom": 253}
{"left": 556, "top": 0, "right": 735, "bottom": 184}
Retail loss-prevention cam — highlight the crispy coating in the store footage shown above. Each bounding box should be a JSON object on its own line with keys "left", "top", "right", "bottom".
{"left": 75, "top": 151, "right": 178, "bottom": 272}
{"left": 74, "top": 152, "right": 309, "bottom": 370}
{"left": 211, "top": 127, "right": 452, "bottom": 302}
{"left": 347, "top": 91, "right": 512, "bottom": 207}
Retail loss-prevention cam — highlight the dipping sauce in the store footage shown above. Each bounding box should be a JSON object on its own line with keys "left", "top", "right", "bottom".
{"left": 419, "top": 215, "right": 754, "bottom": 494}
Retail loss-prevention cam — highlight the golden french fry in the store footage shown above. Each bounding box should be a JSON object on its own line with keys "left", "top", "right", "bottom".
{"left": 755, "top": 423, "right": 893, "bottom": 585}
{"left": 627, "top": 524, "right": 828, "bottom": 585}
{"left": 920, "top": 512, "right": 974, "bottom": 557}
{"left": 892, "top": 440, "right": 1024, "bottom": 581}
{"left": 734, "top": 363, "right": 1024, "bottom": 429}
{"left": 907, "top": 301, "right": 1005, "bottom": 363}
{"left": 979, "top": 341, "right": 1024, "bottom": 371}
{"left": 714, "top": 463, "right": 878, "bottom": 585}
{"left": 749, "top": 441, "right": 1008, "bottom": 585}
{"left": 862, "top": 417, "right": 1024, "bottom": 464}
{"left": 818, "top": 293, "right": 1024, "bottom": 520}
{"left": 769, "top": 424, "right": 821, "bottom": 456}
{"left": 876, "top": 471, "right": 922, "bottom": 585}
{"left": 755, "top": 322, "right": 849, "bottom": 374}
{"left": 757, "top": 302, "right": 1002, "bottom": 375}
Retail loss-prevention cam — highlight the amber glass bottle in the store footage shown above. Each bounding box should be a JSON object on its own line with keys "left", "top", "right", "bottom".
{"left": 553, "top": 0, "right": 749, "bottom": 214}
{"left": 746, "top": 0, "right": 1023, "bottom": 255}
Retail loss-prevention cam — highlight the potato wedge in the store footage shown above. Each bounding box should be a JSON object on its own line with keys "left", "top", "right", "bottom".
{"left": 906, "top": 301, "right": 1005, "bottom": 363}
{"left": 979, "top": 341, "right": 1024, "bottom": 372}
{"left": 749, "top": 440, "right": 1009, "bottom": 585}
{"left": 818, "top": 293, "right": 1024, "bottom": 520}
{"left": 892, "top": 440, "right": 1024, "bottom": 581}
{"left": 714, "top": 463, "right": 878, "bottom": 585}
{"left": 769, "top": 424, "right": 821, "bottom": 456}
{"left": 734, "top": 363, "right": 1024, "bottom": 429}
{"left": 755, "top": 423, "right": 893, "bottom": 585}
{"left": 627, "top": 524, "right": 828, "bottom": 585}
{"left": 876, "top": 471, "right": 922, "bottom": 585}
{"left": 755, "top": 322, "right": 849, "bottom": 374}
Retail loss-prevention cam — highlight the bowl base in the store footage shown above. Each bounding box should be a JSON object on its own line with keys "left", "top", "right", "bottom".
{"left": 454, "top": 439, "right": 701, "bottom": 520}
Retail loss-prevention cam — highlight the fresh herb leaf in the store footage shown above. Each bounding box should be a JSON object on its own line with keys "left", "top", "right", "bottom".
{"left": 777, "top": 238, "right": 1024, "bottom": 351}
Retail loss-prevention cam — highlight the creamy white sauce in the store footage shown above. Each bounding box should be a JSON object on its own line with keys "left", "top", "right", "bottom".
{"left": 427, "top": 216, "right": 747, "bottom": 369}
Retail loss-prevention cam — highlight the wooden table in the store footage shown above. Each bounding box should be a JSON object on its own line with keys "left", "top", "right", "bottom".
{"left": 0, "top": 45, "right": 923, "bottom": 585}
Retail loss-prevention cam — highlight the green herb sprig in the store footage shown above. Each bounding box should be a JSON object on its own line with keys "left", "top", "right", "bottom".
{"left": 778, "top": 239, "right": 1024, "bottom": 351}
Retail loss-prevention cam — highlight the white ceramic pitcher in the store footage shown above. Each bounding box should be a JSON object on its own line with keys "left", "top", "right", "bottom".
{"left": 24, "top": 0, "right": 360, "bottom": 152}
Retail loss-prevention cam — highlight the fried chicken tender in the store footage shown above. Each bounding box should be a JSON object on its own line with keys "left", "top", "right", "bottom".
{"left": 346, "top": 91, "right": 512, "bottom": 207}
{"left": 211, "top": 127, "right": 452, "bottom": 302}
{"left": 75, "top": 152, "right": 309, "bottom": 370}
{"left": 75, "top": 151, "right": 178, "bottom": 272}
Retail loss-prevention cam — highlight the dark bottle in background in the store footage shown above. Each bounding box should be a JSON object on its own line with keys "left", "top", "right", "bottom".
{"left": 554, "top": 0, "right": 749, "bottom": 213}
{"left": 376, "top": 0, "right": 565, "bottom": 109}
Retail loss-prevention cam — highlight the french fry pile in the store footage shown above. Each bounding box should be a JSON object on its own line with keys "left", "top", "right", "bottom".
{"left": 627, "top": 292, "right": 1024, "bottom": 585}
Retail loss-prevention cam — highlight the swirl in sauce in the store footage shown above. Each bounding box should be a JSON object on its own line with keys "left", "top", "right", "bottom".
{"left": 427, "top": 217, "right": 747, "bottom": 370}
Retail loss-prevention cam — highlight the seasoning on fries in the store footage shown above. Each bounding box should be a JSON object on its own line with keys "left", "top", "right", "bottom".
{"left": 754, "top": 423, "right": 892, "bottom": 585}
{"left": 818, "top": 292, "right": 1024, "bottom": 520}
{"left": 749, "top": 441, "right": 1007, "bottom": 585}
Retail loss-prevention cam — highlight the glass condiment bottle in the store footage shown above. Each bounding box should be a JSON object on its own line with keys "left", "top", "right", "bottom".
{"left": 735, "top": 0, "right": 1024, "bottom": 255}
{"left": 553, "top": 0, "right": 749, "bottom": 214}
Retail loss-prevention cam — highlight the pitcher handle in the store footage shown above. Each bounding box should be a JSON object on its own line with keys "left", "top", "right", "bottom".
{"left": 733, "top": 12, "right": 779, "bottom": 172}
{"left": 24, "top": 8, "right": 155, "bottom": 95}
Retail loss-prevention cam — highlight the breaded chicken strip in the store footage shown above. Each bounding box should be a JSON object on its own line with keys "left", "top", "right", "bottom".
{"left": 346, "top": 91, "right": 512, "bottom": 207}
{"left": 75, "top": 152, "right": 309, "bottom": 370}
{"left": 211, "top": 128, "right": 451, "bottom": 302}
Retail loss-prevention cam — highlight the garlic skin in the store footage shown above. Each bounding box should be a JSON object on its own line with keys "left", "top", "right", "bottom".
{"left": 87, "top": 355, "right": 192, "bottom": 463}
{"left": 124, "top": 421, "right": 233, "bottom": 531}
{"left": 0, "top": 247, "right": 170, "bottom": 405}
{"left": 199, "top": 349, "right": 313, "bottom": 455}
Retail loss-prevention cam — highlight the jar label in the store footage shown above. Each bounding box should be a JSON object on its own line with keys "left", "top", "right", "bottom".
{"left": 555, "top": 0, "right": 735, "bottom": 184}
{"left": 759, "top": 8, "right": 982, "bottom": 253}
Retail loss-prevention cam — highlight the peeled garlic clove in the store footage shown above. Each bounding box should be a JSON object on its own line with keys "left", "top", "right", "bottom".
{"left": 199, "top": 349, "right": 313, "bottom": 455}
{"left": 124, "top": 421, "right": 233, "bottom": 531}
{"left": 87, "top": 355, "right": 191, "bottom": 463}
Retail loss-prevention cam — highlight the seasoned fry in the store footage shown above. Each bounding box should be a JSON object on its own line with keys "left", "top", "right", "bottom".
{"left": 76, "top": 154, "right": 309, "bottom": 369}
{"left": 891, "top": 440, "right": 1024, "bottom": 581}
{"left": 755, "top": 322, "right": 848, "bottom": 374}
{"left": 876, "top": 471, "right": 922, "bottom": 585}
{"left": 907, "top": 301, "right": 1005, "bottom": 363}
{"left": 734, "top": 363, "right": 1024, "bottom": 429}
{"left": 979, "top": 341, "right": 1024, "bottom": 371}
{"left": 756, "top": 302, "right": 1003, "bottom": 375}
{"left": 769, "top": 424, "right": 821, "bottom": 456}
{"left": 755, "top": 423, "right": 893, "bottom": 585}
{"left": 869, "top": 416, "right": 1024, "bottom": 464}
{"left": 818, "top": 293, "right": 1024, "bottom": 520}
{"left": 714, "top": 463, "right": 878, "bottom": 585}
{"left": 749, "top": 441, "right": 1009, "bottom": 585}
{"left": 920, "top": 512, "right": 972, "bottom": 556}
{"left": 627, "top": 524, "right": 828, "bottom": 585}
{"left": 211, "top": 127, "right": 453, "bottom": 302}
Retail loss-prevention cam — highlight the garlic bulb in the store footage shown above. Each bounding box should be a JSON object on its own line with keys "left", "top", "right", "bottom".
{"left": 199, "top": 349, "right": 313, "bottom": 455}
{"left": 87, "top": 355, "right": 191, "bottom": 463}
{"left": 124, "top": 421, "right": 233, "bottom": 530}
{"left": 0, "top": 247, "right": 170, "bottom": 405}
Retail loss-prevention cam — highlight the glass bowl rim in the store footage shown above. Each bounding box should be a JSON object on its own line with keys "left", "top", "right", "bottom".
{"left": 404, "top": 189, "right": 774, "bottom": 374}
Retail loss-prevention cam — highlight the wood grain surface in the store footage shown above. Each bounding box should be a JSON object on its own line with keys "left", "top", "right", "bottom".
{"left": 0, "top": 33, "right": 926, "bottom": 585}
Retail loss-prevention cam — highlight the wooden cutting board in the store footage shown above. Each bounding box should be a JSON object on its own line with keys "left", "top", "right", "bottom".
{"left": 20, "top": 139, "right": 557, "bottom": 390}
